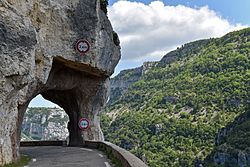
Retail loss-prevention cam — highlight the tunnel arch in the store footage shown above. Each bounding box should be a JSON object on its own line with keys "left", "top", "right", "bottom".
{"left": 17, "top": 57, "right": 108, "bottom": 150}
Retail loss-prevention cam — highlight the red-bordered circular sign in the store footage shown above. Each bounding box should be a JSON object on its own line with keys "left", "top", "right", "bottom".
{"left": 78, "top": 118, "right": 90, "bottom": 130}
{"left": 75, "top": 39, "right": 90, "bottom": 55}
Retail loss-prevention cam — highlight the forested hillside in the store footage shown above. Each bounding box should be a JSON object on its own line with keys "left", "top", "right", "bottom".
{"left": 101, "top": 28, "right": 250, "bottom": 167}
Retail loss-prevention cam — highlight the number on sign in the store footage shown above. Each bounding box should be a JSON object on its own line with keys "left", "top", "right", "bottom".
{"left": 78, "top": 42, "right": 88, "bottom": 52}
{"left": 75, "top": 39, "right": 90, "bottom": 55}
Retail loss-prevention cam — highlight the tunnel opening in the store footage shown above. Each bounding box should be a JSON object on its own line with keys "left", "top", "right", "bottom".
{"left": 21, "top": 95, "right": 69, "bottom": 142}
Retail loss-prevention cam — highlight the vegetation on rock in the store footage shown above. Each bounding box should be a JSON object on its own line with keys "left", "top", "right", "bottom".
{"left": 100, "top": 0, "right": 109, "bottom": 14}
{"left": 2, "top": 155, "right": 30, "bottom": 167}
{"left": 113, "top": 31, "right": 120, "bottom": 46}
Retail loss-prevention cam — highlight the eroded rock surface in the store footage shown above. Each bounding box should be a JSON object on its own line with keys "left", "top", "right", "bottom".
{"left": 0, "top": 0, "right": 120, "bottom": 165}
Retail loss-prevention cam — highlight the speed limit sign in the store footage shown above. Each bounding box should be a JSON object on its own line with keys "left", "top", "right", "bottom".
{"left": 75, "top": 39, "right": 90, "bottom": 55}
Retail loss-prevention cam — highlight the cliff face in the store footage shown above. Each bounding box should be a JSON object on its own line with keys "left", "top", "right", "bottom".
{"left": 0, "top": 0, "right": 120, "bottom": 165}
{"left": 22, "top": 108, "right": 69, "bottom": 141}
{"left": 205, "top": 110, "right": 250, "bottom": 167}
{"left": 109, "top": 62, "right": 157, "bottom": 104}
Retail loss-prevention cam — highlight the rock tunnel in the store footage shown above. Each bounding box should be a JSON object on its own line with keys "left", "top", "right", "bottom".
{"left": 0, "top": 0, "right": 120, "bottom": 165}
{"left": 18, "top": 57, "right": 109, "bottom": 146}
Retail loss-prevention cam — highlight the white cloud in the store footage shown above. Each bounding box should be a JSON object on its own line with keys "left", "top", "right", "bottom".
{"left": 108, "top": 0, "right": 246, "bottom": 62}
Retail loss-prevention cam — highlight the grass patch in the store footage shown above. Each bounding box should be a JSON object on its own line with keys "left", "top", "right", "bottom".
{"left": 2, "top": 155, "right": 30, "bottom": 167}
{"left": 98, "top": 144, "right": 122, "bottom": 166}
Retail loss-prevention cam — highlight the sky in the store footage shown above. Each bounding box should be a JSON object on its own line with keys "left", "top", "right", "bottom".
{"left": 109, "top": 0, "right": 249, "bottom": 76}
{"left": 29, "top": 0, "right": 249, "bottom": 107}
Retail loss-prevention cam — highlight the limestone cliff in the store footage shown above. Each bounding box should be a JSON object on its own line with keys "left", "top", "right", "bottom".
{"left": 204, "top": 110, "right": 250, "bottom": 167}
{"left": 22, "top": 107, "right": 69, "bottom": 141}
{"left": 0, "top": 0, "right": 120, "bottom": 165}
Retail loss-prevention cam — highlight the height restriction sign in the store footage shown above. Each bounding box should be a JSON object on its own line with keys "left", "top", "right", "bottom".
{"left": 75, "top": 39, "right": 90, "bottom": 55}
{"left": 78, "top": 118, "right": 90, "bottom": 130}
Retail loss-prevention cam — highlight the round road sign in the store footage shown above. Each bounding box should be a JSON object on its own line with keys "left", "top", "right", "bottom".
{"left": 78, "top": 118, "right": 90, "bottom": 130}
{"left": 75, "top": 39, "right": 90, "bottom": 55}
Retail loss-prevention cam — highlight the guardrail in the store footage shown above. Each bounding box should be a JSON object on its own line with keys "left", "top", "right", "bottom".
{"left": 20, "top": 140, "right": 148, "bottom": 167}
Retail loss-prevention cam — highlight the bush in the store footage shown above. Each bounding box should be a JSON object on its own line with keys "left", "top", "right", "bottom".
{"left": 100, "top": 0, "right": 108, "bottom": 15}
{"left": 113, "top": 31, "right": 120, "bottom": 46}
{"left": 3, "top": 155, "right": 30, "bottom": 167}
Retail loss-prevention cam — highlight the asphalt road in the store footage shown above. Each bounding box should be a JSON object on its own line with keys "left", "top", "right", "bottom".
{"left": 20, "top": 146, "right": 113, "bottom": 167}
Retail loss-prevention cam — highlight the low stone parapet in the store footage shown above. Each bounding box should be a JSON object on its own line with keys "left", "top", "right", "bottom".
{"left": 85, "top": 140, "right": 148, "bottom": 167}
{"left": 20, "top": 140, "right": 148, "bottom": 167}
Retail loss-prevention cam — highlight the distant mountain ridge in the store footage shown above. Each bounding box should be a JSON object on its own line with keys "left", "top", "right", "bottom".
{"left": 109, "top": 38, "right": 211, "bottom": 105}
{"left": 158, "top": 39, "right": 210, "bottom": 67}
{"left": 109, "top": 61, "right": 157, "bottom": 104}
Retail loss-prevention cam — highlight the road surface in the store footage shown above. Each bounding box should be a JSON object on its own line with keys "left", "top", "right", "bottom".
{"left": 20, "top": 146, "right": 113, "bottom": 167}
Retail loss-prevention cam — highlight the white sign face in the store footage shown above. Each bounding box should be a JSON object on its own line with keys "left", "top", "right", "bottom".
{"left": 75, "top": 39, "right": 90, "bottom": 54}
{"left": 80, "top": 120, "right": 88, "bottom": 129}
{"left": 78, "top": 42, "right": 89, "bottom": 52}
{"left": 78, "top": 118, "right": 90, "bottom": 130}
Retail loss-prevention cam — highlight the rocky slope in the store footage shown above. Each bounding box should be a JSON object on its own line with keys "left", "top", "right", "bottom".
{"left": 0, "top": 0, "right": 120, "bottom": 165}
{"left": 102, "top": 28, "right": 250, "bottom": 167}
